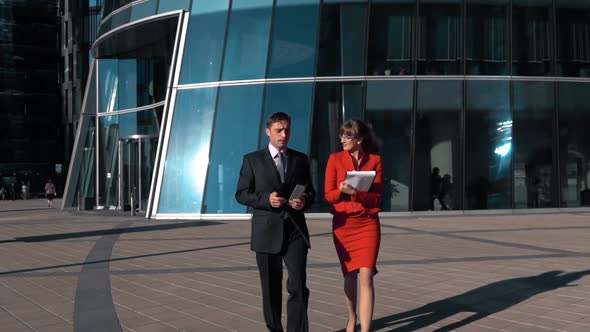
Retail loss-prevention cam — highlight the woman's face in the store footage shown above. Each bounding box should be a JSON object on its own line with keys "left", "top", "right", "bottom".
{"left": 340, "top": 133, "right": 363, "bottom": 152}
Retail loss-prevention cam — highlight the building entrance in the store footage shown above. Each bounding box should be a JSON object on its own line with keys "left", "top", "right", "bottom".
{"left": 117, "top": 135, "right": 157, "bottom": 212}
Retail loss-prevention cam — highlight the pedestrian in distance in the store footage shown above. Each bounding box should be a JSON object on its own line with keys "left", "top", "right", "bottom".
{"left": 45, "top": 179, "right": 57, "bottom": 207}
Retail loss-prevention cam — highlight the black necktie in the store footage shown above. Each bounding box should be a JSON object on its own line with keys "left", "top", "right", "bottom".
{"left": 277, "top": 152, "right": 286, "bottom": 183}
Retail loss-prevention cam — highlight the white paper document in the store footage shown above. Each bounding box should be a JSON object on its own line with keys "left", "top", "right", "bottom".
{"left": 344, "top": 171, "right": 376, "bottom": 192}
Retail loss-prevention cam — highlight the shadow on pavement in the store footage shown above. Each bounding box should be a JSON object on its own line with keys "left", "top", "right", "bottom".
{"left": 1, "top": 220, "right": 221, "bottom": 243}
{"left": 364, "top": 270, "right": 590, "bottom": 331}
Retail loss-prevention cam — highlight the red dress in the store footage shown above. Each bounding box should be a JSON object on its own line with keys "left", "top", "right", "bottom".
{"left": 324, "top": 151, "right": 383, "bottom": 276}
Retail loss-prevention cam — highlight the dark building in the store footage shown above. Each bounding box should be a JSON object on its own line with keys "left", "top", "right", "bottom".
{"left": 63, "top": 0, "right": 590, "bottom": 218}
{"left": 0, "top": 0, "right": 62, "bottom": 196}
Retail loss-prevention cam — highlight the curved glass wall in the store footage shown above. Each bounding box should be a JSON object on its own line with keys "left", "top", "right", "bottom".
{"left": 157, "top": 88, "right": 217, "bottom": 214}
{"left": 221, "top": 0, "right": 274, "bottom": 81}
{"left": 99, "top": 0, "right": 188, "bottom": 38}
{"left": 179, "top": 0, "right": 230, "bottom": 84}
{"left": 68, "top": 0, "right": 590, "bottom": 216}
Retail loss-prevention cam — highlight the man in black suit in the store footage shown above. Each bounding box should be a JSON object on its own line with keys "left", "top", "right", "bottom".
{"left": 235, "top": 112, "right": 315, "bottom": 332}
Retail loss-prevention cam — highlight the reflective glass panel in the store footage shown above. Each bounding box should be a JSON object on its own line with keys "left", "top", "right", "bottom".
{"left": 417, "top": 0, "right": 463, "bottom": 75}
{"left": 309, "top": 81, "right": 365, "bottom": 212}
{"left": 414, "top": 80, "right": 462, "bottom": 211}
{"left": 512, "top": 0, "right": 554, "bottom": 76}
{"left": 117, "top": 59, "right": 137, "bottom": 110}
{"left": 98, "top": 115, "right": 120, "bottom": 206}
{"left": 99, "top": 59, "right": 119, "bottom": 113}
{"left": 558, "top": 82, "right": 590, "bottom": 207}
{"left": 118, "top": 107, "right": 162, "bottom": 137}
{"left": 130, "top": 0, "right": 157, "bottom": 20}
{"left": 179, "top": 0, "right": 230, "bottom": 84}
{"left": 466, "top": 0, "right": 509, "bottom": 75}
{"left": 365, "top": 81, "right": 413, "bottom": 211}
{"left": 72, "top": 116, "right": 96, "bottom": 208}
{"left": 259, "top": 83, "right": 314, "bottom": 154}
{"left": 158, "top": 88, "right": 217, "bottom": 213}
{"left": 267, "top": 0, "right": 320, "bottom": 78}
{"left": 204, "top": 85, "right": 265, "bottom": 213}
{"left": 513, "top": 81, "right": 556, "bottom": 208}
{"left": 317, "top": 0, "right": 368, "bottom": 76}
{"left": 367, "top": 0, "right": 415, "bottom": 76}
{"left": 103, "top": 0, "right": 134, "bottom": 18}
{"left": 556, "top": 0, "right": 590, "bottom": 77}
{"left": 158, "top": 0, "right": 191, "bottom": 13}
{"left": 99, "top": 58, "right": 169, "bottom": 112}
{"left": 465, "top": 80, "right": 511, "bottom": 209}
{"left": 109, "top": 6, "right": 132, "bottom": 31}
{"left": 221, "top": 0, "right": 273, "bottom": 81}
{"left": 64, "top": 64, "right": 98, "bottom": 208}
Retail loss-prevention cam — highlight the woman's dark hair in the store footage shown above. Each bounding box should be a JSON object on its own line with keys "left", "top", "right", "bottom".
{"left": 340, "top": 119, "right": 382, "bottom": 153}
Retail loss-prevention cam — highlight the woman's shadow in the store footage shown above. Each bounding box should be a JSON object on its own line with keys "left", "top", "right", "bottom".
{"left": 338, "top": 270, "right": 590, "bottom": 331}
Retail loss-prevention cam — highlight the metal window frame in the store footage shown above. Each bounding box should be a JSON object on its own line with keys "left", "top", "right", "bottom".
{"left": 148, "top": 11, "right": 191, "bottom": 218}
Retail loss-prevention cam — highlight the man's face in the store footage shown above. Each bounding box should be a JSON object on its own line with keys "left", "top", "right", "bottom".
{"left": 266, "top": 120, "right": 290, "bottom": 150}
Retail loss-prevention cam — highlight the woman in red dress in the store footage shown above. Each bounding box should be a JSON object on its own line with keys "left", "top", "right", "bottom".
{"left": 324, "top": 119, "right": 383, "bottom": 332}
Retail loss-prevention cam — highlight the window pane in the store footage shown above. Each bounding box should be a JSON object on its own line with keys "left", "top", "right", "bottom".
{"left": 179, "top": 0, "right": 230, "bottom": 84}
{"left": 414, "top": 80, "right": 462, "bottom": 211}
{"left": 98, "top": 115, "right": 119, "bottom": 206}
{"left": 259, "top": 83, "right": 314, "bottom": 154}
{"left": 513, "top": 81, "right": 556, "bottom": 208}
{"left": 221, "top": 0, "right": 273, "bottom": 81}
{"left": 317, "top": 0, "right": 368, "bottom": 76}
{"left": 158, "top": 88, "right": 217, "bottom": 213}
{"left": 368, "top": 0, "right": 415, "bottom": 76}
{"left": 466, "top": 0, "right": 509, "bottom": 75}
{"left": 130, "top": 0, "right": 157, "bottom": 20}
{"left": 309, "top": 82, "right": 365, "bottom": 212}
{"left": 365, "top": 81, "right": 412, "bottom": 211}
{"left": 109, "top": 6, "right": 132, "bottom": 31}
{"left": 118, "top": 107, "right": 162, "bottom": 137}
{"left": 117, "top": 60, "right": 137, "bottom": 110}
{"left": 558, "top": 82, "right": 590, "bottom": 207}
{"left": 556, "top": 0, "right": 590, "bottom": 77}
{"left": 158, "top": 0, "right": 191, "bottom": 13}
{"left": 417, "top": 0, "right": 462, "bottom": 75}
{"left": 204, "top": 85, "right": 264, "bottom": 213}
{"left": 512, "top": 0, "right": 553, "bottom": 76}
{"left": 267, "top": 0, "right": 320, "bottom": 78}
{"left": 465, "top": 80, "right": 511, "bottom": 209}
{"left": 99, "top": 59, "right": 118, "bottom": 112}
{"left": 99, "top": 58, "right": 168, "bottom": 112}
{"left": 73, "top": 116, "right": 96, "bottom": 208}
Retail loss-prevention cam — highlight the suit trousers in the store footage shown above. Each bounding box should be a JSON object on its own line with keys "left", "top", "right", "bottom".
{"left": 256, "top": 224, "right": 309, "bottom": 332}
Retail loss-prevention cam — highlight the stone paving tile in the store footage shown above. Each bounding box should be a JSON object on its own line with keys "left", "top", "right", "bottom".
{"left": 1, "top": 200, "right": 590, "bottom": 331}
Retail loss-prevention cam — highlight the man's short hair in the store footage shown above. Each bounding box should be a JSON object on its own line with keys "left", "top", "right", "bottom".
{"left": 266, "top": 112, "right": 291, "bottom": 128}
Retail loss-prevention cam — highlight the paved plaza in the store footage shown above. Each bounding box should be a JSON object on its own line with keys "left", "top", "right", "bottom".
{"left": 0, "top": 199, "right": 589, "bottom": 331}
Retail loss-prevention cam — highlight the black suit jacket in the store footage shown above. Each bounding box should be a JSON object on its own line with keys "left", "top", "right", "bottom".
{"left": 235, "top": 147, "right": 315, "bottom": 254}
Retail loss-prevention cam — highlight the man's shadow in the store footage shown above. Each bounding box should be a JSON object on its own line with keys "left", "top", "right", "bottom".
{"left": 366, "top": 270, "right": 590, "bottom": 331}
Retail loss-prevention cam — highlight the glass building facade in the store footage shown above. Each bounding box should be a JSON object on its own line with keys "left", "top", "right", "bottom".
{"left": 64, "top": 0, "right": 590, "bottom": 218}
{"left": 0, "top": 0, "right": 63, "bottom": 195}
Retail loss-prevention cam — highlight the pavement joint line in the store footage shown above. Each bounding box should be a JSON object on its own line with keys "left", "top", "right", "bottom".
{"left": 6, "top": 251, "right": 590, "bottom": 279}
{"left": 381, "top": 224, "right": 584, "bottom": 255}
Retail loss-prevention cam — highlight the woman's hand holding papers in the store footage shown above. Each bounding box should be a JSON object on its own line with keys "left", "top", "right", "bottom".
{"left": 339, "top": 181, "right": 357, "bottom": 196}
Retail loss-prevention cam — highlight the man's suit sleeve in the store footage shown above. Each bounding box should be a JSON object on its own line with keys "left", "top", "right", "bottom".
{"left": 235, "top": 154, "right": 272, "bottom": 210}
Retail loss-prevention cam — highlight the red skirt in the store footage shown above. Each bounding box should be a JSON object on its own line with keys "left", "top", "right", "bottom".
{"left": 332, "top": 214, "right": 381, "bottom": 276}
